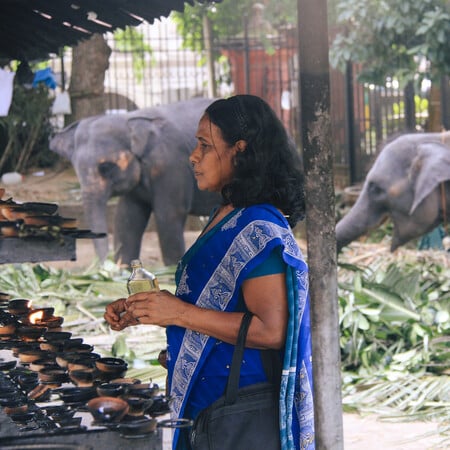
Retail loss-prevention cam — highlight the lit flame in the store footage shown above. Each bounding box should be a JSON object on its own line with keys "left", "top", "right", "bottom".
{"left": 29, "top": 310, "right": 44, "bottom": 324}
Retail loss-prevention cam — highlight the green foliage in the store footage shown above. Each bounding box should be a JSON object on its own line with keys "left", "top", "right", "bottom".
{"left": 1, "top": 253, "right": 448, "bottom": 415}
{"left": 171, "top": 0, "right": 297, "bottom": 53}
{"left": 113, "top": 26, "right": 153, "bottom": 83}
{"left": 392, "top": 95, "right": 429, "bottom": 117}
{"left": 330, "top": 0, "right": 450, "bottom": 85}
{"left": 338, "top": 260, "right": 450, "bottom": 375}
{"left": 0, "top": 84, "right": 56, "bottom": 173}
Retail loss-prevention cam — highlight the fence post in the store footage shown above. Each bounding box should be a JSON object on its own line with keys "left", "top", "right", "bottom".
{"left": 345, "top": 62, "right": 357, "bottom": 184}
{"left": 404, "top": 81, "right": 416, "bottom": 131}
{"left": 442, "top": 76, "right": 450, "bottom": 130}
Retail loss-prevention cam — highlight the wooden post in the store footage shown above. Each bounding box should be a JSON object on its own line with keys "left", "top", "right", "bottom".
{"left": 297, "top": 1, "right": 344, "bottom": 448}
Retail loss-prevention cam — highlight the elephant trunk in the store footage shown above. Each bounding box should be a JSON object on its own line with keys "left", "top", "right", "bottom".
{"left": 336, "top": 209, "right": 370, "bottom": 251}
{"left": 81, "top": 191, "right": 110, "bottom": 261}
{"left": 336, "top": 190, "right": 387, "bottom": 251}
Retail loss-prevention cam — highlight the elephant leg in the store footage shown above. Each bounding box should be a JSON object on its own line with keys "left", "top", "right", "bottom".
{"left": 114, "top": 194, "right": 151, "bottom": 266}
{"left": 153, "top": 209, "right": 187, "bottom": 266}
{"left": 151, "top": 187, "right": 190, "bottom": 266}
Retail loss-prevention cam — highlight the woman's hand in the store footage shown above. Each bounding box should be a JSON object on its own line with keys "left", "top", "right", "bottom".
{"left": 125, "top": 289, "right": 187, "bottom": 327}
{"left": 104, "top": 298, "right": 138, "bottom": 331}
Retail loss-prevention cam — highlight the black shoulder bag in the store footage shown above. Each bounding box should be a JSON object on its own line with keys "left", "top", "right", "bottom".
{"left": 189, "top": 312, "right": 281, "bottom": 450}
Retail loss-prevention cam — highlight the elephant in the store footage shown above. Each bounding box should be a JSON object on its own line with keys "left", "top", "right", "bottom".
{"left": 49, "top": 97, "right": 221, "bottom": 266}
{"left": 336, "top": 131, "right": 450, "bottom": 252}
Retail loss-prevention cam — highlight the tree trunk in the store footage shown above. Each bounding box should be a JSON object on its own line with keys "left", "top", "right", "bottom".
{"left": 298, "top": 0, "right": 343, "bottom": 448}
{"left": 67, "top": 34, "right": 112, "bottom": 124}
{"left": 426, "top": 73, "right": 442, "bottom": 132}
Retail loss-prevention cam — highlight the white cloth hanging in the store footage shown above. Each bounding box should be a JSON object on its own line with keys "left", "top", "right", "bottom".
{"left": 52, "top": 91, "right": 71, "bottom": 115}
{"left": 0, "top": 69, "right": 15, "bottom": 116}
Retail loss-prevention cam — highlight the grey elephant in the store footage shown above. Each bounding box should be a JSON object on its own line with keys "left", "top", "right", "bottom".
{"left": 49, "top": 98, "right": 220, "bottom": 266}
{"left": 336, "top": 131, "right": 450, "bottom": 252}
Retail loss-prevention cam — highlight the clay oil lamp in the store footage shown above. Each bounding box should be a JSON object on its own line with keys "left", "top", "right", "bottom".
{"left": 0, "top": 221, "right": 20, "bottom": 237}
{"left": 4, "top": 402, "right": 29, "bottom": 416}
{"left": 29, "top": 307, "right": 54, "bottom": 320}
{"left": 1, "top": 202, "right": 58, "bottom": 221}
{"left": 17, "top": 325, "right": 48, "bottom": 342}
{"left": 23, "top": 215, "right": 77, "bottom": 229}
{"left": 38, "top": 367, "right": 68, "bottom": 384}
{"left": 40, "top": 331, "right": 72, "bottom": 351}
{"left": 40, "top": 315, "right": 64, "bottom": 330}
{"left": 146, "top": 395, "right": 171, "bottom": 417}
{"left": 96, "top": 382, "right": 126, "bottom": 398}
{"left": 68, "top": 367, "right": 98, "bottom": 387}
{"left": 40, "top": 339, "right": 63, "bottom": 352}
{"left": 121, "top": 395, "right": 153, "bottom": 417}
{"left": 0, "top": 359, "right": 17, "bottom": 371}
{"left": 56, "top": 352, "right": 100, "bottom": 369}
{"left": 117, "top": 417, "right": 158, "bottom": 437}
{"left": 110, "top": 377, "right": 141, "bottom": 385}
{"left": 43, "top": 330, "right": 72, "bottom": 342}
{"left": 87, "top": 396, "right": 129, "bottom": 423}
{"left": 18, "top": 348, "right": 49, "bottom": 364}
{"left": 30, "top": 357, "right": 58, "bottom": 373}
{"left": 0, "top": 292, "right": 11, "bottom": 302}
{"left": 125, "top": 382, "right": 160, "bottom": 399}
{"left": 54, "top": 415, "right": 83, "bottom": 428}
{"left": 0, "top": 292, "right": 11, "bottom": 310}
{"left": 52, "top": 386, "right": 98, "bottom": 405}
{"left": 28, "top": 308, "right": 64, "bottom": 330}
{"left": 67, "top": 357, "right": 98, "bottom": 372}
{"left": 11, "top": 341, "right": 40, "bottom": 357}
{"left": 65, "top": 342, "right": 93, "bottom": 353}
{"left": 95, "top": 357, "right": 128, "bottom": 381}
{"left": 9, "top": 411, "right": 35, "bottom": 424}
{"left": 0, "top": 388, "right": 21, "bottom": 401}
{"left": 8, "top": 298, "right": 32, "bottom": 316}
{"left": 0, "top": 312, "right": 18, "bottom": 336}
{"left": 43, "top": 405, "right": 76, "bottom": 421}
{"left": 60, "top": 338, "right": 84, "bottom": 351}
{"left": 27, "top": 383, "right": 55, "bottom": 402}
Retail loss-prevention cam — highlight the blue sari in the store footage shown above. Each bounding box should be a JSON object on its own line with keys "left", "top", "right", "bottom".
{"left": 166, "top": 204, "right": 315, "bottom": 449}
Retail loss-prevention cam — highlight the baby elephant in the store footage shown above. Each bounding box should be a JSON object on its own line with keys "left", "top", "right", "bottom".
{"left": 336, "top": 131, "right": 450, "bottom": 251}
{"left": 50, "top": 98, "right": 220, "bottom": 266}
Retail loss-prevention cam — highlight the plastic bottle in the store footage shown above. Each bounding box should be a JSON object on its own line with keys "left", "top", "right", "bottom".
{"left": 1, "top": 172, "right": 23, "bottom": 185}
{"left": 127, "top": 259, "right": 159, "bottom": 294}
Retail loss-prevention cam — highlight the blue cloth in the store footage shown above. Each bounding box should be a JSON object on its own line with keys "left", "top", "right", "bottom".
{"left": 166, "top": 204, "right": 315, "bottom": 449}
{"left": 32, "top": 68, "right": 56, "bottom": 89}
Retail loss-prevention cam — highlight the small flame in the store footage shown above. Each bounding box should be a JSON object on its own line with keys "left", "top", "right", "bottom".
{"left": 29, "top": 310, "right": 44, "bottom": 324}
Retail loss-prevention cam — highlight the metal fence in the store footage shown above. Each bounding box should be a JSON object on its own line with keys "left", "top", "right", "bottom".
{"left": 50, "top": 16, "right": 449, "bottom": 187}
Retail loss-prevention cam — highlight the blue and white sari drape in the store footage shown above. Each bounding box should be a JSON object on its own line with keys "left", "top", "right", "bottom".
{"left": 166, "top": 204, "right": 315, "bottom": 449}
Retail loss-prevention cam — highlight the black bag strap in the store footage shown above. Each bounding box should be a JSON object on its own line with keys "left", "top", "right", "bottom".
{"left": 224, "top": 311, "right": 253, "bottom": 405}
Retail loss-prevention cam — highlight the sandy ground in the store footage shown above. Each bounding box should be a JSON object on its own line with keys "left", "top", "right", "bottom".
{"left": 1, "top": 167, "right": 447, "bottom": 449}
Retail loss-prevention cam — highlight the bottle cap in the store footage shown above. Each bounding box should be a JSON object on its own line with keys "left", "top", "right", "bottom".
{"left": 130, "top": 259, "right": 142, "bottom": 267}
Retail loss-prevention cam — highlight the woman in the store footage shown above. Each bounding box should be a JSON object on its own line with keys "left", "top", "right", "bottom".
{"left": 104, "top": 95, "right": 315, "bottom": 449}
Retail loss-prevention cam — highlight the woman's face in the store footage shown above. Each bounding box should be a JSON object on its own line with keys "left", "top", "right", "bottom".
{"left": 190, "top": 114, "right": 237, "bottom": 193}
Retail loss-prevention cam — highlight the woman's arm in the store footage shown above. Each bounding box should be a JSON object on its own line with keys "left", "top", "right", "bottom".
{"left": 124, "top": 272, "right": 288, "bottom": 350}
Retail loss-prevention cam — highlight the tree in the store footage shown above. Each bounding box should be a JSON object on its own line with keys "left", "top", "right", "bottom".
{"left": 67, "top": 34, "right": 111, "bottom": 123}
{"left": 172, "top": 0, "right": 297, "bottom": 52}
{"left": 329, "top": 0, "right": 450, "bottom": 131}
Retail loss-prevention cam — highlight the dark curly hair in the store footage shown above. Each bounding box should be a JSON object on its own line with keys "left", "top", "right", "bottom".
{"left": 205, "top": 95, "right": 305, "bottom": 227}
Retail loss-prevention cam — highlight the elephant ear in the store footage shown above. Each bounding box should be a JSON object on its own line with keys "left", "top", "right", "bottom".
{"left": 127, "top": 116, "right": 165, "bottom": 159}
{"left": 49, "top": 120, "right": 80, "bottom": 160}
{"left": 410, "top": 142, "right": 450, "bottom": 214}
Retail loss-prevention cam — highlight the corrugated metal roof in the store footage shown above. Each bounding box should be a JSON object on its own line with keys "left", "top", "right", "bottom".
{"left": 0, "top": 0, "right": 195, "bottom": 62}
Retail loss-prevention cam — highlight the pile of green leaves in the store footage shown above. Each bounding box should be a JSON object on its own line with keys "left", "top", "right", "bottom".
{"left": 338, "top": 260, "right": 449, "bottom": 375}
{"left": 338, "top": 252, "right": 449, "bottom": 435}
{"left": 0, "top": 251, "right": 448, "bottom": 428}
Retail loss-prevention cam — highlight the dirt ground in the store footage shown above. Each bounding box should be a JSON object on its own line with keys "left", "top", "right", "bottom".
{"left": 1, "top": 166, "right": 446, "bottom": 449}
